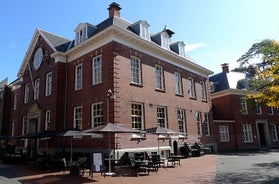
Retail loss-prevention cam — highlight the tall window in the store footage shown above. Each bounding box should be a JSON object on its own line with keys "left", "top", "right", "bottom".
{"left": 76, "top": 27, "right": 87, "bottom": 45}
{"left": 131, "top": 103, "right": 144, "bottom": 130}
{"left": 178, "top": 42, "right": 186, "bottom": 57}
{"left": 268, "top": 107, "right": 274, "bottom": 115}
{"left": 177, "top": 109, "right": 186, "bottom": 133}
{"left": 240, "top": 98, "right": 248, "bottom": 114}
{"left": 242, "top": 124, "right": 253, "bottom": 143}
{"left": 34, "top": 78, "right": 40, "bottom": 100}
{"left": 45, "top": 72, "right": 52, "bottom": 96}
{"left": 131, "top": 56, "right": 142, "bottom": 85}
{"left": 75, "top": 64, "right": 82, "bottom": 90}
{"left": 188, "top": 78, "right": 196, "bottom": 98}
{"left": 196, "top": 112, "right": 202, "bottom": 136}
{"left": 219, "top": 125, "right": 230, "bottom": 142}
{"left": 271, "top": 124, "right": 278, "bottom": 142}
{"left": 45, "top": 110, "right": 51, "bottom": 130}
{"left": 157, "top": 106, "right": 166, "bottom": 128}
{"left": 11, "top": 121, "right": 16, "bottom": 137}
{"left": 13, "top": 94, "right": 17, "bottom": 110}
{"left": 175, "top": 72, "right": 182, "bottom": 95}
{"left": 91, "top": 102, "right": 103, "bottom": 128}
{"left": 255, "top": 103, "right": 262, "bottom": 115}
{"left": 204, "top": 113, "right": 210, "bottom": 136}
{"left": 24, "top": 83, "right": 30, "bottom": 104}
{"left": 140, "top": 22, "right": 150, "bottom": 40}
{"left": 201, "top": 81, "right": 207, "bottom": 101}
{"left": 74, "top": 106, "right": 82, "bottom": 130}
{"left": 22, "top": 116, "right": 27, "bottom": 135}
{"left": 92, "top": 55, "right": 102, "bottom": 85}
{"left": 155, "top": 65, "right": 164, "bottom": 90}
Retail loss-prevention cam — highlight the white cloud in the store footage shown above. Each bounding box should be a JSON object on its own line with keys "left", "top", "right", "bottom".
{"left": 185, "top": 43, "right": 205, "bottom": 52}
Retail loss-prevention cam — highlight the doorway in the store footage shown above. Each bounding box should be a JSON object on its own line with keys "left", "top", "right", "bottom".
{"left": 27, "top": 118, "right": 38, "bottom": 157}
{"left": 256, "top": 121, "right": 269, "bottom": 149}
{"left": 173, "top": 140, "right": 178, "bottom": 155}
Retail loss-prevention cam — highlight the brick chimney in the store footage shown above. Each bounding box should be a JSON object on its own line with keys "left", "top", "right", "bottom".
{"left": 108, "top": 2, "right": 121, "bottom": 18}
{"left": 221, "top": 63, "right": 229, "bottom": 73}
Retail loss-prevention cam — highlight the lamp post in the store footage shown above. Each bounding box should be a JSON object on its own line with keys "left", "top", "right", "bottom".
{"left": 106, "top": 89, "right": 116, "bottom": 176}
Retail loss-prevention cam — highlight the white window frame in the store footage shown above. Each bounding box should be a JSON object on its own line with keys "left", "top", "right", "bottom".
{"left": 76, "top": 26, "right": 87, "bottom": 45}
{"left": 178, "top": 42, "right": 186, "bottom": 57}
{"left": 91, "top": 102, "right": 104, "bottom": 128}
{"left": 157, "top": 106, "right": 167, "bottom": 128}
{"left": 11, "top": 121, "right": 16, "bottom": 137}
{"left": 22, "top": 116, "right": 27, "bottom": 135}
{"left": 177, "top": 109, "right": 186, "bottom": 133}
{"left": 92, "top": 55, "right": 102, "bottom": 85}
{"left": 155, "top": 65, "right": 164, "bottom": 90}
{"left": 196, "top": 112, "right": 202, "bottom": 136}
{"left": 219, "top": 125, "right": 230, "bottom": 142}
{"left": 24, "top": 83, "right": 30, "bottom": 104}
{"left": 140, "top": 21, "right": 150, "bottom": 40}
{"left": 131, "top": 56, "right": 142, "bottom": 85}
{"left": 45, "top": 110, "right": 51, "bottom": 130}
{"left": 175, "top": 72, "right": 182, "bottom": 95}
{"left": 161, "top": 32, "right": 170, "bottom": 49}
{"left": 241, "top": 98, "right": 248, "bottom": 114}
{"left": 74, "top": 106, "right": 83, "bottom": 130}
{"left": 242, "top": 124, "right": 253, "bottom": 143}
{"left": 34, "top": 78, "right": 40, "bottom": 100}
{"left": 201, "top": 81, "right": 207, "bottom": 101}
{"left": 75, "top": 64, "right": 83, "bottom": 90}
{"left": 204, "top": 113, "right": 210, "bottom": 136}
{"left": 271, "top": 123, "right": 278, "bottom": 142}
{"left": 13, "top": 94, "right": 17, "bottom": 110}
{"left": 45, "top": 72, "right": 52, "bottom": 96}
{"left": 268, "top": 107, "right": 274, "bottom": 115}
{"left": 188, "top": 77, "right": 196, "bottom": 98}
{"left": 131, "top": 102, "right": 144, "bottom": 130}
{"left": 256, "top": 103, "right": 262, "bottom": 115}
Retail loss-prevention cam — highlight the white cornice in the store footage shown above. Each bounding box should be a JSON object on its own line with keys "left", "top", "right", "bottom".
{"left": 211, "top": 89, "right": 249, "bottom": 99}
{"left": 66, "top": 25, "right": 213, "bottom": 77}
{"left": 214, "top": 120, "right": 235, "bottom": 123}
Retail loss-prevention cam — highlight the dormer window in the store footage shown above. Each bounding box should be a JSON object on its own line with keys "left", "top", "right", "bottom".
{"left": 76, "top": 27, "right": 87, "bottom": 45}
{"left": 161, "top": 32, "right": 170, "bottom": 49}
{"left": 178, "top": 42, "right": 186, "bottom": 57}
{"left": 140, "top": 21, "right": 150, "bottom": 40}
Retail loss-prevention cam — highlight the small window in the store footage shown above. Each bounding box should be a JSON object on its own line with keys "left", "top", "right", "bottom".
{"left": 188, "top": 78, "right": 196, "bottom": 99}
{"left": 34, "top": 78, "right": 40, "bottom": 100}
{"left": 271, "top": 124, "right": 278, "bottom": 142}
{"left": 174, "top": 72, "right": 183, "bottom": 95}
{"left": 45, "top": 72, "right": 52, "bottom": 96}
{"left": 91, "top": 102, "right": 104, "bottom": 128}
{"left": 219, "top": 126, "right": 230, "bottom": 142}
{"left": 45, "top": 110, "right": 51, "bottom": 130}
{"left": 157, "top": 106, "right": 167, "bottom": 128}
{"left": 242, "top": 124, "right": 253, "bottom": 143}
{"left": 74, "top": 106, "right": 83, "bottom": 130}
{"left": 155, "top": 65, "right": 164, "bottom": 90}
{"left": 196, "top": 112, "right": 202, "bottom": 136}
{"left": 11, "top": 121, "right": 16, "bottom": 137}
{"left": 201, "top": 81, "right": 207, "bottom": 101}
{"left": 204, "top": 113, "right": 210, "bottom": 136}
{"left": 178, "top": 42, "right": 186, "bottom": 57}
{"left": 268, "top": 107, "right": 274, "bottom": 115}
{"left": 177, "top": 109, "right": 186, "bottom": 133}
{"left": 161, "top": 32, "right": 170, "bottom": 49}
{"left": 256, "top": 103, "right": 262, "bottom": 115}
{"left": 131, "top": 102, "right": 144, "bottom": 130}
{"left": 24, "top": 83, "right": 30, "bottom": 104}
{"left": 131, "top": 56, "right": 142, "bottom": 85}
{"left": 22, "top": 116, "right": 27, "bottom": 135}
{"left": 140, "top": 21, "right": 150, "bottom": 40}
{"left": 240, "top": 98, "right": 248, "bottom": 114}
{"left": 92, "top": 55, "right": 102, "bottom": 85}
{"left": 75, "top": 64, "right": 83, "bottom": 90}
{"left": 13, "top": 94, "right": 17, "bottom": 110}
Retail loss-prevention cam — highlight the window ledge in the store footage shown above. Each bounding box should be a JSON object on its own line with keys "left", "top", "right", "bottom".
{"left": 130, "top": 82, "right": 144, "bottom": 88}
{"left": 155, "top": 88, "right": 166, "bottom": 93}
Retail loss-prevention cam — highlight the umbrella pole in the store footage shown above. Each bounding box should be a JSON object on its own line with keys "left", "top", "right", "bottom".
{"left": 105, "top": 133, "right": 116, "bottom": 176}
{"left": 70, "top": 137, "right": 73, "bottom": 164}
{"left": 158, "top": 137, "right": 160, "bottom": 156}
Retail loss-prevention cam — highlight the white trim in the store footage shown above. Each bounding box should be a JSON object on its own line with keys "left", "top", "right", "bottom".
{"left": 116, "top": 146, "right": 171, "bottom": 154}
{"left": 214, "top": 120, "right": 235, "bottom": 123}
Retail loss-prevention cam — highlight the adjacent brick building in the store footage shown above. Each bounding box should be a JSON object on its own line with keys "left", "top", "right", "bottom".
{"left": 7, "top": 2, "right": 215, "bottom": 159}
{"left": 210, "top": 63, "right": 279, "bottom": 152}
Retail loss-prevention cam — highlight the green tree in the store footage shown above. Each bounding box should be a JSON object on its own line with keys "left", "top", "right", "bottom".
{"left": 237, "top": 39, "right": 279, "bottom": 108}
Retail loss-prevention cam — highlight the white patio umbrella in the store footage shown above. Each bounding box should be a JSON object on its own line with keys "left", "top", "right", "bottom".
{"left": 83, "top": 123, "right": 144, "bottom": 176}
{"left": 58, "top": 129, "right": 103, "bottom": 164}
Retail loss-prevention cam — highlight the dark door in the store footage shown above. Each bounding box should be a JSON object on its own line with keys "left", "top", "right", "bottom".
{"left": 173, "top": 141, "right": 178, "bottom": 155}
{"left": 258, "top": 123, "right": 266, "bottom": 147}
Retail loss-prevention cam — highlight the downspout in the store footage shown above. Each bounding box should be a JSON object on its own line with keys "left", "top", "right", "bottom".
{"left": 62, "top": 55, "right": 68, "bottom": 153}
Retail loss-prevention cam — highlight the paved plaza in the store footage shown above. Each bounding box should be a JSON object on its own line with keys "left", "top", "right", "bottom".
{"left": 1, "top": 151, "right": 279, "bottom": 184}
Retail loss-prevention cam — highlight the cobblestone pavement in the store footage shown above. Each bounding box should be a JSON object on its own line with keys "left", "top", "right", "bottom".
{"left": 0, "top": 154, "right": 217, "bottom": 184}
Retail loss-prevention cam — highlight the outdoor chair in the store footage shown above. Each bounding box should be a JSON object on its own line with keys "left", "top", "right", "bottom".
{"left": 148, "top": 155, "right": 160, "bottom": 172}
{"left": 191, "top": 142, "right": 204, "bottom": 157}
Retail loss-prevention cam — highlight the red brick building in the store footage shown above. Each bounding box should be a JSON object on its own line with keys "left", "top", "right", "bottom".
{"left": 210, "top": 64, "right": 279, "bottom": 152}
{"left": 8, "top": 2, "right": 214, "bottom": 159}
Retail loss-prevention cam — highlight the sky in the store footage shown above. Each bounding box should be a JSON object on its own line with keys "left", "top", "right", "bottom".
{"left": 1, "top": 0, "right": 279, "bottom": 84}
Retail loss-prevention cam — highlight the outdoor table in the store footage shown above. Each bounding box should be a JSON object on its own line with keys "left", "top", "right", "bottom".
{"left": 135, "top": 160, "right": 150, "bottom": 175}
{"left": 167, "top": 155, "right": 183, "bottom": 167}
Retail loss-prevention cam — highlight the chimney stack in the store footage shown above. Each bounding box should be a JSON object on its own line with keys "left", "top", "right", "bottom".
{"left": 221, "top": 63, "right": 229, "bottom": 73}
{"left": 108, "top": 2, "right": 121, "bottom": 18}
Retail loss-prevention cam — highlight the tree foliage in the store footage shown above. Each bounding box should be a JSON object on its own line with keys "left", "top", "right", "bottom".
{"left": 237, "top": 39, "right": 279, "bottom": 108}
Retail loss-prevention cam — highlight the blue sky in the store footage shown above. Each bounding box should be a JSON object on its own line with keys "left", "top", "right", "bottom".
{"left": 1, "top": 0, "right": 279, "bottom": 83}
